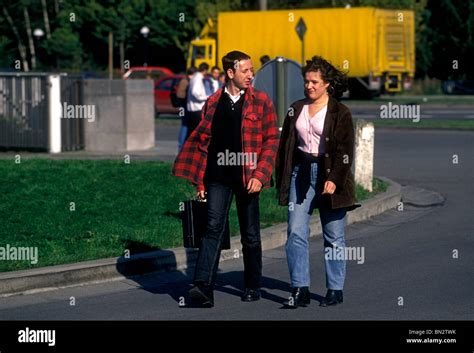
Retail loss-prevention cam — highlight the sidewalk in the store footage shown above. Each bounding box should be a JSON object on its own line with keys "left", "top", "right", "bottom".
{"left": 0, "top": 176, "right": 405, "bottom": 297}
{"left": 0, "top": 141, "right": 179, "bottom": 163}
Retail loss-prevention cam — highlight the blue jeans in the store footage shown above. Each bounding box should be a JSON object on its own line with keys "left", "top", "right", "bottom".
{"left": 286, "top": 162, "right": 347, "bottom": 290}
{"left": 177, "top": 114, "right": 188, "bottom": 151}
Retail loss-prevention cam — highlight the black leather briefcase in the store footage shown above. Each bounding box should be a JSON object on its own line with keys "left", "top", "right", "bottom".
{"left": 181, "top": 200, "right": 231, "bottom": 249}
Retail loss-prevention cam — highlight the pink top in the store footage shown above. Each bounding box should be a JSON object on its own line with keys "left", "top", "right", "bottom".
{"left": 295, "top": 104, "right": 327, "bottom": 155}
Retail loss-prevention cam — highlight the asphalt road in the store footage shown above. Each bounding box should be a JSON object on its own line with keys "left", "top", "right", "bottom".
{"left": 159, "top": 102, "right": 474, "bottom": 122}
{"left": 0, "top": 128, "right": 472, "bottom": 321}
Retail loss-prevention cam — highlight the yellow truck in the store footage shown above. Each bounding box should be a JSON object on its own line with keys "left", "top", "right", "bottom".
{"left": 187, "top": 7, "right": 415, "bottom": 97}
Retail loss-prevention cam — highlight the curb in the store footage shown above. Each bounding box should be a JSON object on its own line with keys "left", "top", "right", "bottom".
{"left": 0, "top": 177, "right": 401, "bottom": 297}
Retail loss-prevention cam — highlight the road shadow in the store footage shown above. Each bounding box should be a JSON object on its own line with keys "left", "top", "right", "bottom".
{"left": 115, "top": 239, "right": 199, "bottom": 306}
{"left": 118, "top": 250, "right": 323, "bottom": 308}
{"left": 115, "top": 241, "right": 324, "bottom": 308}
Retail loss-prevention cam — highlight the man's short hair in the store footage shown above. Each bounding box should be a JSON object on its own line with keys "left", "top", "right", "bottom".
{"left": 187, "top": 66, "right": 197, "bottom": 75}
{"left": 211, "top": 66, "right": 220, "bottom": 72}
{"left": 260, "top": 55, "right": 270, "bottom": 65}
{"left": 222, "top": 51, "right": 251, "bottom": 76}
{"left": 198, "top": 63, "right": 209, "bottom": 72}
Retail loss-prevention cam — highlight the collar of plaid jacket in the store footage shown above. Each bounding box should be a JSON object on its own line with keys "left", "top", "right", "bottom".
{"left": 211, "top": 85, "right": 255, "bottom": 116}
{"left": 172, "top": 84, "right": 279, "bottom": 191}
{"left": 197, "top": 85, "right": 259, "bottom": 144}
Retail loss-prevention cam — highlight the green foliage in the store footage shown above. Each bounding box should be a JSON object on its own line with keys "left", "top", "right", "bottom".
{"left": 43, "top": 26, "right": 82, "bottom": 69}
{"left": 428, "top": 0, "right": 474, "bottom": 80}
{"left": 0, "top": 35, "right": 15, "bottom": 67}
{"left": 0, "top": 0, "right": 204, "bottom": 71}
{"left": 195, "top": 0, "right": 245, "bottom": 22}
{"left": 355, "top": 178, "right": 389, "bottom": 202}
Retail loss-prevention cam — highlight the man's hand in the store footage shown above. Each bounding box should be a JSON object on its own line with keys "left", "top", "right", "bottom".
{"left": 196, "top": 189, "right": 206, "bottom": 200}
{"left": 322, "top": 181, "right": 336, "bottom": 195}
{"left": 247, "top": 178, "right": 262, "bottom": 193}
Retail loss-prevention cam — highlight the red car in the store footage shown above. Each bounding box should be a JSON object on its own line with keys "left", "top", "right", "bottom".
{"left": 123, "top": 66, "right": 174, "bottom": 80}
{"left": 154, "top": 74, "right": 185, "bottom": 115}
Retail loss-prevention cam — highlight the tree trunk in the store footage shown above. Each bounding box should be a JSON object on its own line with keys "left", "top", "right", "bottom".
{"left": 23, "top": 7, "right": 36, "bottom": 70}
{"left": 2, "top": 7, "right": 29, "bottom": 71}
{"left": 41, "top": 0, "right": 52, "bottom": 39}
{"left": 120, "top": 41, "right": 124, "bottom": 75}
{"left": 108, "top": 32, "right": 113, "bottom": 79}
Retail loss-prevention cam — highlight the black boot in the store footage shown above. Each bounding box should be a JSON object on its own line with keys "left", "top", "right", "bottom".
{"left": 188, "top": 283, "right": 214, "bottom": 308}
{"left": 241, "top": 288, "right": 261, "bottom": 302}
{"left": 319, "top": 289, "right": 343, "bottom": 307}
{"left": 284, "top": 287, "right": 310, "bottom": 308}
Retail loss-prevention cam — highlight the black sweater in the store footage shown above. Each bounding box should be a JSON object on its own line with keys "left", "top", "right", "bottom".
{"left": 204, "top": 92, "right": 244, "bottom": 185}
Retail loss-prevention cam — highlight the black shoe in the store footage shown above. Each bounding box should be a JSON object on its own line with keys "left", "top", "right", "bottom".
{"left": 188, "top": 284, "right": 214, "bottom": 308}
{"left": 284, "top": 287, "right": 311, "bottom": 308}
{"left": 319, "top": 289, "right": 343, "bottom": 307}
{"left": 241, "top": 288, "right": 261, "bottom": 302}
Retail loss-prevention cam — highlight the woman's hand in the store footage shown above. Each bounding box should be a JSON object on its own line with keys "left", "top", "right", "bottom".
{"left": 322, "top": 181, "right": 336, "bottom": 194}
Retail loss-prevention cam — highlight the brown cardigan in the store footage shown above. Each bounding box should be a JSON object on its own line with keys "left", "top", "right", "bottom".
{"left": 275, "top": 97, "right": 360, "bottom": 211}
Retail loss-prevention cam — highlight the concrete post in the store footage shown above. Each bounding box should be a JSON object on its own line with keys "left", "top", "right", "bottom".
{"left": 48, "top": 74, "right": 61, "bottom": 153}
{"left": 354, "top": 119, "right": 374, "bottom": 192}
{"left": 83, "top": 79, "right": 154, "bottom": 152}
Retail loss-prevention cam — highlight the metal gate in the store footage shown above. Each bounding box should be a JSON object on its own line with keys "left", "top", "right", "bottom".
{"left": 0, "top": 73, "right": 49, "bottom": 150}
{"left": 60, "top": 75, "right": 85, "bottom": 151}
{"left": 0, "top": 73, "right": 85, "bottom": 151}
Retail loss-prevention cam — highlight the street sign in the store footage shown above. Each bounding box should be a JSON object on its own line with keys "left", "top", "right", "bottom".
{"left": 295, "top": 18, "right": 307, "bottom": 65}
{"left": 295, "top": 17, "right": 307, "bottom": 41}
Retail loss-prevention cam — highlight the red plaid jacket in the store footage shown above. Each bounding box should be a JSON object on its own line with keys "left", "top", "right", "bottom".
{"left": 172, "top": 85, "right": 279, "bottom": 192}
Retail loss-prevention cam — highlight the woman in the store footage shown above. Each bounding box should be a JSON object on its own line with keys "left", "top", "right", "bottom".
{"left": 275, "top": 56, "right": 360, "bottom": 308}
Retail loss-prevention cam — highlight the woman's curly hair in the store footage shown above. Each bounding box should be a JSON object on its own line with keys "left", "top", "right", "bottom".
{"left": 302, "top": 56, "right": 348, "bottom": 99}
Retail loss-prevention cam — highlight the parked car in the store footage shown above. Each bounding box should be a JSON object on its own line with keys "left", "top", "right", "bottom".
{"left": 442, "top": 80, "right": 474, "bottom": 95}
{"left": 123, "top": 66, "right": 173, "bottom": 80}
{"left": 154, "top": 74, "right": 185, "bottom": 115}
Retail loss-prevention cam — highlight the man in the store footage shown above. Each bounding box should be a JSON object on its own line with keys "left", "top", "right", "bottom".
{"left": 210, "top": 66, "right": 222, "bottom": 92}
{"left": 218, "top": 72, "right": 226, "bottom": 87}
{"left": 186, "top": 63, "right": 210, "bottom": 138}
{"left": 175, "top": 66, "right": 197, "bottom": 151}
{"left": 260, "top": 55, "right": 270, "bottom": 65}
{"left": 172, "top": 51, "right": 279, "bottom": 307}
{"left": 203, "top": 66, "right": 221, "bottom": 96}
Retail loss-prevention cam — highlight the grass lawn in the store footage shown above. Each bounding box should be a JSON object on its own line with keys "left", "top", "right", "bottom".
{"left": 0, "top": 159, "right": 387, "bottom": 272}
{"left": 344, "top": 96, "right": 474, "bottom": 105}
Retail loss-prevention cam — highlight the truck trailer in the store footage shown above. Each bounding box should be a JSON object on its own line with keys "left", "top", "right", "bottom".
{"left": 187, "top": 7, "right": 415, "bottom": 97}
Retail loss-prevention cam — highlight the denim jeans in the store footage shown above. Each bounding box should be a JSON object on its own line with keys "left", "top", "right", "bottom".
{"left": 193, "top": 181, "right": 262, "bottom": 289}
{"left": 286, "top": 162, "right": 347, "bottom": 290}
{"left": 177, "top": 114, "right": 188, "bottom": 152}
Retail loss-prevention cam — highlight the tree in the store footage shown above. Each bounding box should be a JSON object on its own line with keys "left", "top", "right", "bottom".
{"left": 427, "top": 0, "right": 473, "bottom": 80}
